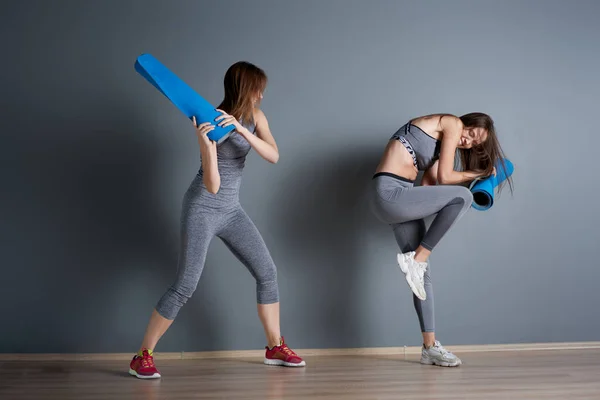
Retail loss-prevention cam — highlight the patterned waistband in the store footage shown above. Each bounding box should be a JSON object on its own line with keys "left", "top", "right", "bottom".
{"left": 397, "top": 135, "right": 418, "bottom": 168}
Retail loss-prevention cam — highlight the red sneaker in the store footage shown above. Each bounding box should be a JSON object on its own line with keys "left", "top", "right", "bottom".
{"left": 129, "top": 349, "right": 161, "bottom": 379}
{"left": 264, "top": 337, "right": 306, "bottom": 367}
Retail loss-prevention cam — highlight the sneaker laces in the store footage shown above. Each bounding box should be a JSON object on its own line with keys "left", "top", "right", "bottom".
{"left": 279, "top": 344, "right": 298, "bottom": 357}
{"left": 140, "top": 352, "right": 156, "bottom": 368}
{"left": 433, "top": 342, "right": 449, "bottom": 356}
{"left": 414, "top": 261, "right": 427, "bottom": 284}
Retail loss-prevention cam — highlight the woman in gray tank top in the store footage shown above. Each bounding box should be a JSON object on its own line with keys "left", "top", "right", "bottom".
{"left": 129, "top": 62, "right": 305, "bottom": 379}
{"left": 369, "top": 113, "right": 513, "bottom": 367}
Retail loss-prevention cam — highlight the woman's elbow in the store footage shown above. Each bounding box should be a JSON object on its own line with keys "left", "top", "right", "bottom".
{"left": 437, "top": 173, "right": 451, "bottom": 185}
{"left": 268, "top": 152, "right": 279, "bottom": 164}
{"left": 204, "top": 178, "right": 220, "bottom": 194}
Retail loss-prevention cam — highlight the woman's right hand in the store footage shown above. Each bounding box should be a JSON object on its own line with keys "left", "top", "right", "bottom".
{"left": 192, "top": 116, "right": 215, "bottom": 148}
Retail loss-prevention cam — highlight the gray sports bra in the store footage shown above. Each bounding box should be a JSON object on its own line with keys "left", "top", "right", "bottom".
{"left": 390, "top": 123, "right": 441, "bottom": 171}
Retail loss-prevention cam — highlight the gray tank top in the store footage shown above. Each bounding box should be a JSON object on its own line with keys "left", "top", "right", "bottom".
{"left": 198, "top": 120, "right": 256, "bottom": 191}
{"left": 390, "top": 123, "right": 441, "bottom": 171}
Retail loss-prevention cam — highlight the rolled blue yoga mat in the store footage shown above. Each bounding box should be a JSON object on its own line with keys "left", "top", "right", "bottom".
{"left": 469, "top": 159, "right": 514, "bottom": 211}
{"left": 134, "top": 53, "right": 234, "bottom": 144}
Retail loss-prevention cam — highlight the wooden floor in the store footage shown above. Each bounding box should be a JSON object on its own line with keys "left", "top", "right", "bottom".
{"left": 1, "top": 349, "right": 599, "bottom": 399}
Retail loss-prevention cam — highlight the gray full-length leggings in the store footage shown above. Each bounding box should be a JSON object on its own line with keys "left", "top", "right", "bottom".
{"left": 155, "top": 176, "right": 279, "bottom": 320}
{"left": 369, "top": 172, "right": 473, "bottom": 332}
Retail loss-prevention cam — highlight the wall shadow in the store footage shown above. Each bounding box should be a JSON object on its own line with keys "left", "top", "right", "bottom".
{"left": 270, "top": 137, "right": 389, "bottom": 348}
{"left": 0, "top": 104, "right": 218, "bottom": 353}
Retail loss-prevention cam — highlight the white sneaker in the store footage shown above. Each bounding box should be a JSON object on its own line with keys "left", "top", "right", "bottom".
{"left": 420, "top": 341, "right": 462, "bottom": 367}
{"left": 396, "top": 251, "right": 427, "bottom": 300}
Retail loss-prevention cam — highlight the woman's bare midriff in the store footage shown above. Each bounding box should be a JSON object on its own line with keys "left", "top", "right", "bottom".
{"left": 375, "top": 139, "right": 419, "bottom": 181}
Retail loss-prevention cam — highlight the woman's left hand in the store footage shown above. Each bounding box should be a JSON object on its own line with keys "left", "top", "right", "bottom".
{"left": 215, "top": 109, "right": 246, "bottom": 134}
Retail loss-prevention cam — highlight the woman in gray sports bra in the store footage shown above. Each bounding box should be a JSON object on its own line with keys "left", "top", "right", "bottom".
{"left": 369, "top": 112, "right": 513, "bottom": 367}
{"left": 129, "top": 62, "right": 305, "bottom": 380}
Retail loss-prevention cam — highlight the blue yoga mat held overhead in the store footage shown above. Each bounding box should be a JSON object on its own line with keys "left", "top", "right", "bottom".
{"left": 469, "top": 158, "right": 514, "bottom": 211}
{"left": 134, "top": 53, "right": 234, "bottom": 144}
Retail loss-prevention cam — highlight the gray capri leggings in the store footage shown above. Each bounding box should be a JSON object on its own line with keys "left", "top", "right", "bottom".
{"left": 369, "top": 172, "right": 473, "bottom": 332}
{"left": 155, "top": 175, "right": 279, "bottom": 320}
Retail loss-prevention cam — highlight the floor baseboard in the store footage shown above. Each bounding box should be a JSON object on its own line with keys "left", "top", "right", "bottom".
{"left": 2, "top": 341, "right": 599, "bottom": 361}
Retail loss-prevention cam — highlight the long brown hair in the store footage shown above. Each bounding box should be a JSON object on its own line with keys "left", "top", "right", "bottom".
{"left": 217, "top": 61, "right": 267, "bottom": 125}
{"left": 458, "top": 112, "right": 514, "bottom": 194}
